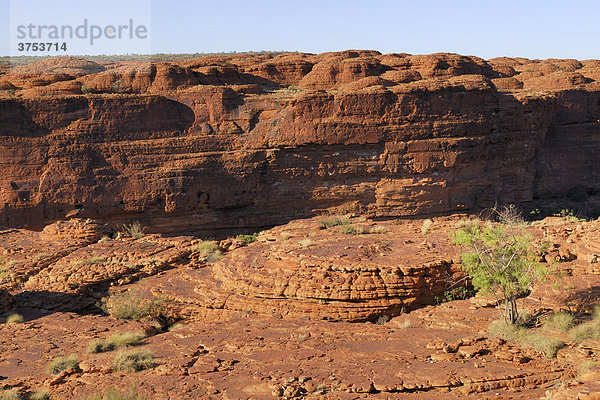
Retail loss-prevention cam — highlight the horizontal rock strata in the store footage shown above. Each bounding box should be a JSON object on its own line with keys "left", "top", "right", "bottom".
{"left": 2, "top": 53, "right": 600, "bottom": 233}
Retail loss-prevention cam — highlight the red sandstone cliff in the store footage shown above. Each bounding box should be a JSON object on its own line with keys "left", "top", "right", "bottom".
{"left": 1, "top": 52, "right": 600, "bottom": 233}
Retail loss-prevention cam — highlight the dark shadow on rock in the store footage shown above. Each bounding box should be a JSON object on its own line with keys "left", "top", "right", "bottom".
{"left": 13, "top": 289, "right": 106, "bottom": 316}
{"left": 564, "top": 285, "right": 600, "bottom": 316}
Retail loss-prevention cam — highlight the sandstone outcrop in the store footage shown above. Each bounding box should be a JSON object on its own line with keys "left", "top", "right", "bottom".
{"left": 2, "top": 52, "right": 600, "bottom": 234}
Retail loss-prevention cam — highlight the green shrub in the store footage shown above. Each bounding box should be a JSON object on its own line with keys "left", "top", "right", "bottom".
{"left": 112, "top": 349, "right": 154, "bottom": 372}
{"left": 87, "top": 332, "right": 146, "bottom": 353}
{"left": 82, "top": 387, "right": 146, "bottom": 400}
{"left": 553, "top": 209, "right": 586, "bottom": 222}
{"left": 320, "top": 216, "right": 350, "bottom": 229}
{"left": 5, "top": 313, "right": 24, "bottom": 324}
{"left": 100, "top": 292, "right": 164, "bottom": 321}
{"left": 434, "top": 286, "right": 475, "bottom": 304}
{"left": 375, "top": 315, "right": 389, "bottom": 325}
{"left": 47, "top": 354, "right": 80, "bottom": 375}
{"left": 543, "top": 312, "right": 575, "bottom": 332}
{"left": 453, "top": 223, "right": 546, "bottom": 324}
{"left": 236, "top": 233, "right": 258, "bottom": 245}
{"left": 192, "top": 241, "right": 219, "bottom": 255}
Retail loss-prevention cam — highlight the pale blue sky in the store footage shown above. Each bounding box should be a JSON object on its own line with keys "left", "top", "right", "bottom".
{"left": 2, "top": 0, "right": 600, "bottom": 59}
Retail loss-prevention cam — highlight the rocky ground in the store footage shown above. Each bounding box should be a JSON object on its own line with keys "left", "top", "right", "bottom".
{"left": 1, "top": 215, "right": 600, "bottom": 399}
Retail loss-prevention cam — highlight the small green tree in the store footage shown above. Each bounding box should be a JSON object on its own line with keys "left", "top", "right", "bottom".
{"left": 453, "top": 223, "right": 546, "bottom": 324}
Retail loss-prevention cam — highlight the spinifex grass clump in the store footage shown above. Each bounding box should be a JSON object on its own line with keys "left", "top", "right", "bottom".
{"left": 83, "top": 386, "right": 146, "bottom": 400}
{"left": 87, "top": 332, "right": 146, "bottom": 353}
{"left": 100, "top": 291, "right": 165, "bottom": 321}
{"left": 112, "top": 349, "right": 154, "bottom": 372}
{"left": 191, "top": 241, "right": 223, "bottom": 262}
{"left": 543, "top": 312, "right": 575, "bottom": 332}
{"left": 320, "top": 216, "right": 350, "bottom": 229}
{"left": 47, "top": 354, "right": 80, "bottom": 374}
{"left": 488, "top": 319, "right": 565, "bottom": 358}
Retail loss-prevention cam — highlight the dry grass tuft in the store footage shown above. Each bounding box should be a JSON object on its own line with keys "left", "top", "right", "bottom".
{"left": 543, "top": 312, "right": 575, "bottom": 332}
{"left": 420, "top": 219, "right": 433, "bottom": 234}
{"left": 47, "top": 354, "right": 79, "bottom": 375}
{"left": 5, "top": 313, "right": 23, "bottom": 324}
{"left": 112, "top": 349, "right": 154, "bottom": 372}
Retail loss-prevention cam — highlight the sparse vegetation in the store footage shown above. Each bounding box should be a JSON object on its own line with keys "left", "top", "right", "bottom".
{"left": 578, "top": 360, "right": 597, "bottom": 374}
{"left": 369, "top": 225, "right": 389, "bottom": 234}
{"left": 521, "top": 332, "right": 565, "bottom": 358}
{"left": 80, "top": 84, "right": 92, "bottom": 94}
{"left": 30, "top": 389, "right": 51, "bottom": 400}
{"left": 320, "top": 216, "right": 350, "bottom": 229}
{"left": 489, "top": 320, "right": 564, "bottom": 358}
{"left": 167, "top": 322, "right": 185, "bottom": 331}
{"left": 191, "top": 241, "right": 223, "bottom": 262}
{"left": 272, "top": 85, "right": 301, "bottom": 98}
{"left": 553, "top": 209, "right": 586, "bottom": 222}
{"left": 375, "top": 315, "right": 389, "bottom": 325}
{"left": 100, "top": 291, "right": 165, "bottom": 321}
{"left": 453, "top": 223, "right": 546, "bottom": 324}
{"left": 398, "top": 320, "right": 412, "bottom": 329}
{"left": 434, "top": 286, "right": 475, "bottom": 304}
{"left": 77, "top": 256, "right": 107, "bottom": 266}
{"left": 121, "top": 222, "right": 146, "bottom": 239}
{"left": 47, "top": 354, "right": 80, "bottom": 375}
{"left": 298, "top": 238, "right": 313, "bottom": 248}
{"left": 280, "top": 232, "right": 293, "bottom": 240}
{"left": 87, "top": 332, "right": 146, "bottom": 353}
{"left": 569, "top": 323, "right": 600, "bottom": 343}
{"left": 543, "top": 312, "right": 575, "bottom": 332}
{"left": 98, "top": 235, "right": 112, "bottom": 243}
{"left": 82, "top": 386, "right": 146, "bottom": 400}
{"left": 5, "top": 313, "right": 24, "bottom": 324}
{"left": 112, "top": 349, "right": 154, "bottom": 372}
{"left": 236, "top": 233, "right": 259, "bottom": 245}
{"left": 496, "top": 204, "right": 525, "bottom": 225}
{"left": 488, "top": 319, "right": 524, "bottom": 341}
{"left": 0, "top": 268, "right": 9, "bottom": 283}
{"left": 339, "top": 224, "right": 364, "bottom": 235}
{"left": 421, "top": 219, "right": 433, "bottom": 234}
{"left": 34, "top": 253, "right": 48, "bottom": 261}
{"left": 297, "top": 333, "right": 309, "bottom": 342}
{"left": 0, "top": 389, "right": 20, "bottom": 400}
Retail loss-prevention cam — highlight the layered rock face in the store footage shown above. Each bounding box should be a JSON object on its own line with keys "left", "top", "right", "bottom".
{"left": 2, "top": 52, "right": 600, "bottom": 233}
